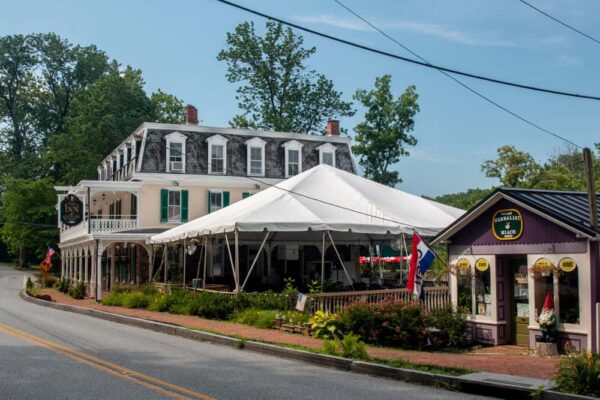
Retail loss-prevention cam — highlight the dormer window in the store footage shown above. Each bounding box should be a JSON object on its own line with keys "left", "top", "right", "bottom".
{"left": 165, "top": 131, "right": 187, "bottom": 173}
{"left": 245, "top": 137, "right": 266, "bottom": 176}
{"left": 207, "top": 135, "right": 228, "bottom": 174}
{"left": 282, "top": 140, "right": 303, "bottom": 178}
{"left": 317, "top": 143, "right": 337, "bottom": 168}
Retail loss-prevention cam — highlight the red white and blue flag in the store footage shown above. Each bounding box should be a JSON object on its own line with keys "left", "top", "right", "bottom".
{"left": 43, "top": 246, "right": 56, "bottom": 264}
{"left": 406, "top": 232, "right": 435, "bottom": 299}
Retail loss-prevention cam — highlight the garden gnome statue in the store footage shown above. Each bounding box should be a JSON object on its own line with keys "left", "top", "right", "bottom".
{"left": 538, "top": 289, "right": 557, "bottom": 343}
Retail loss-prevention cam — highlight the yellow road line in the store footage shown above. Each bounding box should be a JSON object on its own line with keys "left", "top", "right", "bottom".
{"left": 0, "top": 322, "right": 215, "bottom": 400}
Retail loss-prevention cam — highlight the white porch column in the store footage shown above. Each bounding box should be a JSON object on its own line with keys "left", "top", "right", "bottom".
{"left": 60, "top": 250, "right": 65, "bottom": 279}
{"left": 96, "top": 242, "right": 106, "bottom": 301}
{"left": 78, "top": 249, "right": 83, "bottom": 282}
{"left": 84, "top": 249, "right": 89, "bottom": 284}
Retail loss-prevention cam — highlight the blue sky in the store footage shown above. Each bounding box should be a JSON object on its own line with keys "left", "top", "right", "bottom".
{"left": 2, "top": 0, "right": 599, "bottom": 197}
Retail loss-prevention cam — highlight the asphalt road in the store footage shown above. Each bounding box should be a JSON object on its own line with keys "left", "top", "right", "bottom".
{"left": 0, "top": 265, "right": 492, "bottom": 400}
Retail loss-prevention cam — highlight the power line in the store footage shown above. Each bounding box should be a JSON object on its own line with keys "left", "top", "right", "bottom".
{"left": 215, "top": 0, "right": 600, "bottom": 102}
{"left": 332, "top": 0, "right": 583, "bottom": 149}
{"left": 519, "top": 0, "right": 600, "bottom": 46}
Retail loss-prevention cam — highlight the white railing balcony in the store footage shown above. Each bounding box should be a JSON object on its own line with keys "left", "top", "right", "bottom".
{"left": 60, "top": 218, "right": 138, "bottom": 242}
{"left": 90, "top": 218, "right": 138, "bottom": 233}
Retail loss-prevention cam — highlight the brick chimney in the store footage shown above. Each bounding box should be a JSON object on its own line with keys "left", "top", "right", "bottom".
{"left": 185, "top": 105, "right": 198, "bottom": 125}
{"left": 326, "top": 119, "right": 340, "bottom": 136}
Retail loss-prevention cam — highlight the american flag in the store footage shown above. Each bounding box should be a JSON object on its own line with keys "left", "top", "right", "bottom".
{"left": 43, "top": 247, "right": 55, "bottom": 264}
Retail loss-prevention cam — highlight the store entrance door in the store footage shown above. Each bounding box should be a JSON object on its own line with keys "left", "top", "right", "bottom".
{"left": 509, "top": 257, "right": 529, "bottom": 345}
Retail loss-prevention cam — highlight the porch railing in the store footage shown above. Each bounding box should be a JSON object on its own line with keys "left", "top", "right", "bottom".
{"left": 307, "top": 286, "right": 450, "bottom": 314}
{"left": 90, "top": 218, "right": 137, "bottom": 233}
{"left": 60, "top": 218, "right": 138, "bottom": 241}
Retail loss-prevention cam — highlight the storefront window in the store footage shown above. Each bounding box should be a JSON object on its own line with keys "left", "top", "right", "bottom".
{"left": 534, "top": 272, "right": 553, "bottom": 318}
{"left": 559, "top": 266, "right": 579, "bottom": 324}
{"left": 457, "top": 271, "right": 472, "bottom": 313}
{"left": 475, "top": 265, "right": 491, "bottom": 317}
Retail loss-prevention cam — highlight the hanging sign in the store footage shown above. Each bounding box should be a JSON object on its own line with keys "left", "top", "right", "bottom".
{"left": 492, "top": 209, "right": 523, "bottom": 241}
{"left": 534, "top": 257, "right": 553, "bottom": 269}
{"left": 60, "top": 194, "right": 83, "bottom": 226}
{"left": 558, "top": 257, "right": 577, "bottom": 273}
{"left": 456, "top": 258, "right": 471, "bottom": 271}
{"left": 475, "top": 258, "right": 490, "bottom": 272}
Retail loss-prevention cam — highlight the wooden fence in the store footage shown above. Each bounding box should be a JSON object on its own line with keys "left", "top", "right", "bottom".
{"left": 307, "top": 286, "right": 450, "bottom": 314}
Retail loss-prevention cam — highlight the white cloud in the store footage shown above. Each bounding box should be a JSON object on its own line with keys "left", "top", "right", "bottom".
{"left": 539, "top": 35, "right": 570, "bottom": 46}
{"left": 554, "top": 54, "right": 583, "bottom": 66}
{"left": 294, "top": 14, "right": 516, "bottom": 47}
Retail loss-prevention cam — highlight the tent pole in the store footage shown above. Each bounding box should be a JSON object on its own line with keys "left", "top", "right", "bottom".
{"left": 149, "top": 244, "right": 155, "bottom": 283}
{"left": 195, "top": 238, "right": 204, "bottom": 282}
{"left": 321, "top": 231, "right": 325, "bottom": 291}
{"left": 241, "top": 231, "right": 270, "bottom": 292}
{"left": 182, "top": 239, "right": 187, "bottom": 288}
{"left": 224, "top": 232, "right": 238, "bottom": 290}
{"left": 326, "top": 230, "right": 354, "bottom": 291}
{"left": 368, "top": 243, "right": 374, "bottom": 286}
{"left": 163, "top": 245, "right": 168, "bottom": 285}
{"left": 202, "top": 236, "right": 208, "bottom": 290}
{"left": 234, "top": 228, "right": 240, "bottom": 293}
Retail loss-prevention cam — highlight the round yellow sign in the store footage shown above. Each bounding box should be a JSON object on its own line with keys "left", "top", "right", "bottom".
{"left": 475, "top": 258, "right": 489, "bottom": 272}
{"left": 534, "top": 257, "right": 553, "bottom": 269}
{"left": 456, "top": 258, "right": 471, "bottom": 271}
{"left": 559, "top": 258, "right": 577, "bottom": 273}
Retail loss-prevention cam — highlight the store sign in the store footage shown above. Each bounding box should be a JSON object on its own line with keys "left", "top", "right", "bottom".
{"left": 60, "top": 194, "right": 83, "bottom": 226}
{"left": 475, "top": 258, "right": 490, "bottom": 272}
{"left": 456, "top": 258, "right": 471, "bottom": 271}
{"left": 492, "top": 209, "right": 523, "bottom": 241}
{"left": 534, "top": 257, "right": 553, "bottom": 269}
{"left": 559, "top": 257, "right": 577, "bottom": 273}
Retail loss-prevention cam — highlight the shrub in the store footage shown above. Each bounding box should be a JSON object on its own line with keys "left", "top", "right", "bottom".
{"left": 234, "top": 309, "right": 279, "bottom": 329}
{"left": 57, "top": 278, "right": 70, "bottom": 293}
{"left": 428, "top": 305, "right": 470, "bottom": 348}
{"left": 102, "top": 291, "right": 126, "bottom": 306}
{"left": 340, "top": 301, "right": 428, "bottom": 349}
{"left": 555, "top": 351, "right": 600, "bottom": 397}
{"left": 25, "top": 277, "right": 34, "bottom": 294}
{"left": 121, "top": 292, "right": 151, "bottom": 309}
{"left": 235, "top": 291, "right": 289, "bottom": 311}
{"left": 278, "top": 310, "right": 310, "bottom": 326}
{"left": 193, "top": 293, "right": 236, "bottom": 320}
{"left": 37, "top": 275, "right": 59, "bottom": 289}
{"left": 68, "top": 282, "right": 87, "bottom": 300}
{"left": 309, "top": 311, "right": 343, "bottom": 339}
{"left": 322, "top": 333, "right": 369, "bottom": 360}
{"left": 148, "top": 293, "right": 170, "bottom": 312}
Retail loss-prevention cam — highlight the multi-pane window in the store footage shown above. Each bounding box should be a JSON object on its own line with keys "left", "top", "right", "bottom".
{"left": 322, "top": 152, "right": 334, "bottom": 166}
{"left": 288, "top": 149, "right": 300, "bottom": 176}
{"left": 170, "top": 142, "right": 183, "bottom": 162}
{"left": 169, "top": 191, "right": 181, "bottom": 221}
{"left": 211, "top": 144, "right": 224, "bottom": 174}
{"left": 210, "top": 191, "right": 223, "bottom": 213}
{"left": 250, "top": 147, "right": 263, "bottom": 175}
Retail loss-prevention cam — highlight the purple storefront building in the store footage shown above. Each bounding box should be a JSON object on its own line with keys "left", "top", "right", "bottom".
{"left": 434, "top": 188, "right": 600, "bottom": 352}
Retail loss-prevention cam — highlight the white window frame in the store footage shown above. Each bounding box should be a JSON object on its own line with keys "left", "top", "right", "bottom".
{"left": 168, "top": 190, "right": 182, "bottom": 222}
{"left": 165, "top": 131, "right": 187, "bottom": 173}
{"left": 245, "top": 137, "right": 266, "bottom": 177}
{"left": 282, "top": 140, "right": 303, "bottom": 178}
{"left": 207, "top": 135, "right": 228, "bottom": 175}
{"left": 317, "top": 142, "right": 337, "bottom": 168}
{"left": 209, "top": 189, "right": 224, "bottom": 213}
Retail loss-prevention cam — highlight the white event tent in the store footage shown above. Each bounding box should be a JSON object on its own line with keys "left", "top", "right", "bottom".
{"left": 149, "top": 165, "right": 464, "bottom": 292}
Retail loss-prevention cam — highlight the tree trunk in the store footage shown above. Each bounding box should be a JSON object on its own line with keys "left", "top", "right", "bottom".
{"left": 18, "top": 246, "right": 27, "bottom": 269}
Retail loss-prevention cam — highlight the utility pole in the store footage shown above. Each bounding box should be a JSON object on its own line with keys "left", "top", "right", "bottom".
{"left": 583, "top": 147, "right": 598, "bottom": 229}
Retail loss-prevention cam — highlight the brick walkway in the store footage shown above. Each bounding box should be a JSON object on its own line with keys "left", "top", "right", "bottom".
{"left": 40, "top": 289, "right": 558, "bottom": 379}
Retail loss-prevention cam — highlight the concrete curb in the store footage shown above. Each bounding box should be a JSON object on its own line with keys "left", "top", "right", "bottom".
{"left": 21, "top": 291, "right": 571, "bottom": 399}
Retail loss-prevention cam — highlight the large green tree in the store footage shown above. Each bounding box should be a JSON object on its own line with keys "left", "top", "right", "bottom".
{"left": 481, "top": 145, "right": 541, "bottom": 188}
{"left": 218, "top": 21, "right": 354, "bottom": 134}
{"left": 352, "top": 75, "right": 420, "bottom": 187}
{"left": 150, "top": 89, "right": 185, "bottom": 124}
{"left": 0, "top": 178, "right": 57, "bottom": 268}
{"left": 47, "top": 63, "right": 155, "bottom": 184}
{"left": 433, "top": 187, "right": 494, "bottom": 210}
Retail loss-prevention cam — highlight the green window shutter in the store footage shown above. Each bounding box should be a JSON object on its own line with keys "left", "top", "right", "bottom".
{"left": 242, "top": 192, "right": 250, "bottom": 199}
{"left": 223, "top": 191, "right": 230, "bottom": 207}
{"left": 181, "top": 190, "right": 189, "bottom": 222}
{"left": 160, "top": 189, "right": 169, "bottom": 222}
{"left": 207, "top": 190, "right": 211, "bottom": 213}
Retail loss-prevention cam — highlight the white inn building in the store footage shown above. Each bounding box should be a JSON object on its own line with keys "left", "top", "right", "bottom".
{"left": 55, "top": 106, "right": 356, "bottom": 297}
